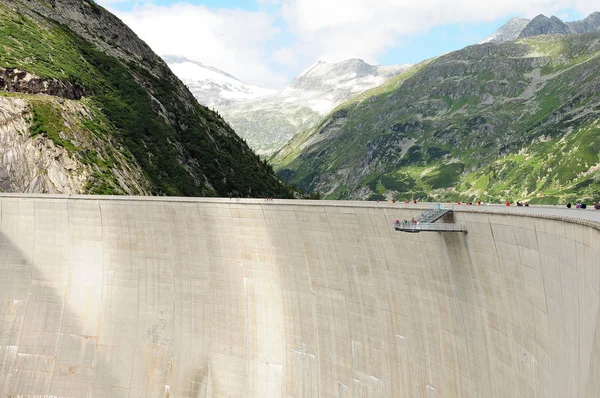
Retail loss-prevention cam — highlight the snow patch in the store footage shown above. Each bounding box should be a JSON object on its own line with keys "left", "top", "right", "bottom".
{"left": 166, "top": 59, "right": 276, "bottom": 105}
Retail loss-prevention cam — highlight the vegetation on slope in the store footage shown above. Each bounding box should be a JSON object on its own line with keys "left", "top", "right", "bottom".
{"left": 273, "top": 33, "right": 600, "bottom": 203}
{"left": 0, "top": 1, "right": 292, "bottom": 197}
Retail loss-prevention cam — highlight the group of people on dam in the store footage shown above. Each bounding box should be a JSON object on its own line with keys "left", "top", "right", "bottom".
{"left": 265, "top": 196, "right": 600, "bottom": 210}
{"left": 566, "top": 202, "right": 600, "bottom": 209}
{"left": 398, "top": 217, "right": 420, "bottom": 226}
{"left": 378, "top": 198, "right": 600, "bottom": 210}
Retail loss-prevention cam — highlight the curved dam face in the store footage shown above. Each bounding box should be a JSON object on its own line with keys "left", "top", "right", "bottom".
{"left": 0, "top": 196, "right": 599, "bottom": 397}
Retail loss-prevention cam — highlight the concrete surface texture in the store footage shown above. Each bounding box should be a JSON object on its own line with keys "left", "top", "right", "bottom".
{"left": 0, "top": 195, "right": 598, "bottom": 397}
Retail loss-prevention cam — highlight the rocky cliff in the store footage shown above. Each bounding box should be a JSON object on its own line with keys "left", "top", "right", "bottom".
{"left": 0, "top": 67, "right": 88, "bottom": 99}
{"left": 0, "top": 95, "right": 149, "bottom": 194}
{"left": 0, "top": 0, "right": 291, "bottom": 197}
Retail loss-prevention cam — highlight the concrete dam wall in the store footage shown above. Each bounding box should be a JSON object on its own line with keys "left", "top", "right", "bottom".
{"left": 0, "top": 195, "right": 598, "bottom": 397}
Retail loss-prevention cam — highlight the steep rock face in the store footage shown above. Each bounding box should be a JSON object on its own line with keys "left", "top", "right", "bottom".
{"left": 0, "top": 0, "right": 292, "bottom": 197}
{"left": 518, "top": 15, "right": 571, "bottom": 38}
{"left": 0, "top": 97, "right": 79, "bottom": 193}
{"left": 0, "top": 67, "right": 88, "bottom": 99}
{"left": 273, "top": 33, "right": 600, "bottom": 203}
{"left": 0, "top": 96, "right": 150, "bottom": 194}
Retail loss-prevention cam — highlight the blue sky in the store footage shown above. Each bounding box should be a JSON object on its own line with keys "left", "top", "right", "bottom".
{"left": 380, "top": 8, "right": 585, "bottom": 66}
{"left": 99, "top": 0, "right": 594, "bottom": 88}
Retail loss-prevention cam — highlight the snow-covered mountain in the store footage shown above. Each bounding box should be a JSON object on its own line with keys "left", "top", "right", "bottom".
{"left": 220, "top": 59, "right": 411, "bottom": 155}
{"left": 278, "top": 59, "right": 408, "bottom": 114}
{"left": 163, "top": 56, "right": 275, "bottom": 108}
{"left": 164, "top": 56, "right": 410, "bottom": 156}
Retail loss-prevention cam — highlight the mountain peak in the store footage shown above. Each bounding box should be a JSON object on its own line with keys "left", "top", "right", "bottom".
{"left": 480, "top": 17, "right": 531, "bottom": 44}
{"left": 295, "top": 59, "right": 368, "bottom": 79}
{"left": 567, "top": 12, "right": 600, "bottom": 34}
{"left": 162, "top": 55, "right": 196, "bottom": 64}
{"left": 531, "top": 14, "right": 549, "bottom": 21}
{"left": 587, "top": 11, "right": 600, "bottom": 19}
{"left": 482, "top": 12, "right": 600, "bottom": 44}
{"left": 518, "top": 14, "right": 572, "bottom": 39}
{"left": 290, "top": 58, "right": 412, "bottom": 90}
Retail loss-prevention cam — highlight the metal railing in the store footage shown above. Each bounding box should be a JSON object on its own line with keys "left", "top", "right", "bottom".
{"left": 419, "top": 208, "right": 452, "bottom": 223}
{"left": 393, "top": 222, "right": 468, "bottom": 233}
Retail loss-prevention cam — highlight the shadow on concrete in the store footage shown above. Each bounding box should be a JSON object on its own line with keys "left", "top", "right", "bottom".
{"left": 0, "top": 228, "right": 134, "bottom": 396}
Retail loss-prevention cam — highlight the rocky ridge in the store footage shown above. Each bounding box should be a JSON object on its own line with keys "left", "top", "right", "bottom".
{"left": 482, "top": 12, "right": 600, "bottom": 44}
{"left": 567, "top": 12, "right": 600, "bottom": 33}
{"left": 17, "top": 0, "right": 157, "bottom": 63}
{"left": 518, "top": 15, "right": 572, "bottom": 38}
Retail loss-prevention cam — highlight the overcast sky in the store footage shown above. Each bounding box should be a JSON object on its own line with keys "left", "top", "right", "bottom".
{"left": 96, "top": 0, "right": 597, "bottom": 89}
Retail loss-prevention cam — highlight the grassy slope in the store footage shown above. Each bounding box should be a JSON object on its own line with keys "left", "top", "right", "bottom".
{"left": 273, "top": 33, "right": 600, "bottom": 203}
{"left": 0, "top": 2, "right": 292, "bottom": 198}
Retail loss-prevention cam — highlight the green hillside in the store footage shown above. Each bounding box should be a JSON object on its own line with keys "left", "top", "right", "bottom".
{"left": 273, "top": 33, "right": 600, "bottom": 204}
{"left": 0, "top": 0, "right": 291, "bottom": 197}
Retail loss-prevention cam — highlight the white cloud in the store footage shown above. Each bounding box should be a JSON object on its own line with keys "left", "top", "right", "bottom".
{"left": 97, "top": 0, "right": 599, "bottom": 89}
{"left": 109, "top": 3, "right": 288, "bottom": 88}
{"left": 270, "top": 47, "right": 300, "bottom": 68}
{"left": 279, "top": 0, "right": 598, "bottom": 65}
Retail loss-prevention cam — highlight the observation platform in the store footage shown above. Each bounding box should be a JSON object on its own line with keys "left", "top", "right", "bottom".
{"left": 394, "top": 208, "right": 468, "bottom": 233}
{"left": 394, "top": 221, "right": 468, "bottom": 233}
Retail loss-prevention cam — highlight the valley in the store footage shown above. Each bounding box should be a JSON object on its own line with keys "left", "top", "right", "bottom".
{"left": 167, "top": 57, "right": 410, "bottom": 156}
